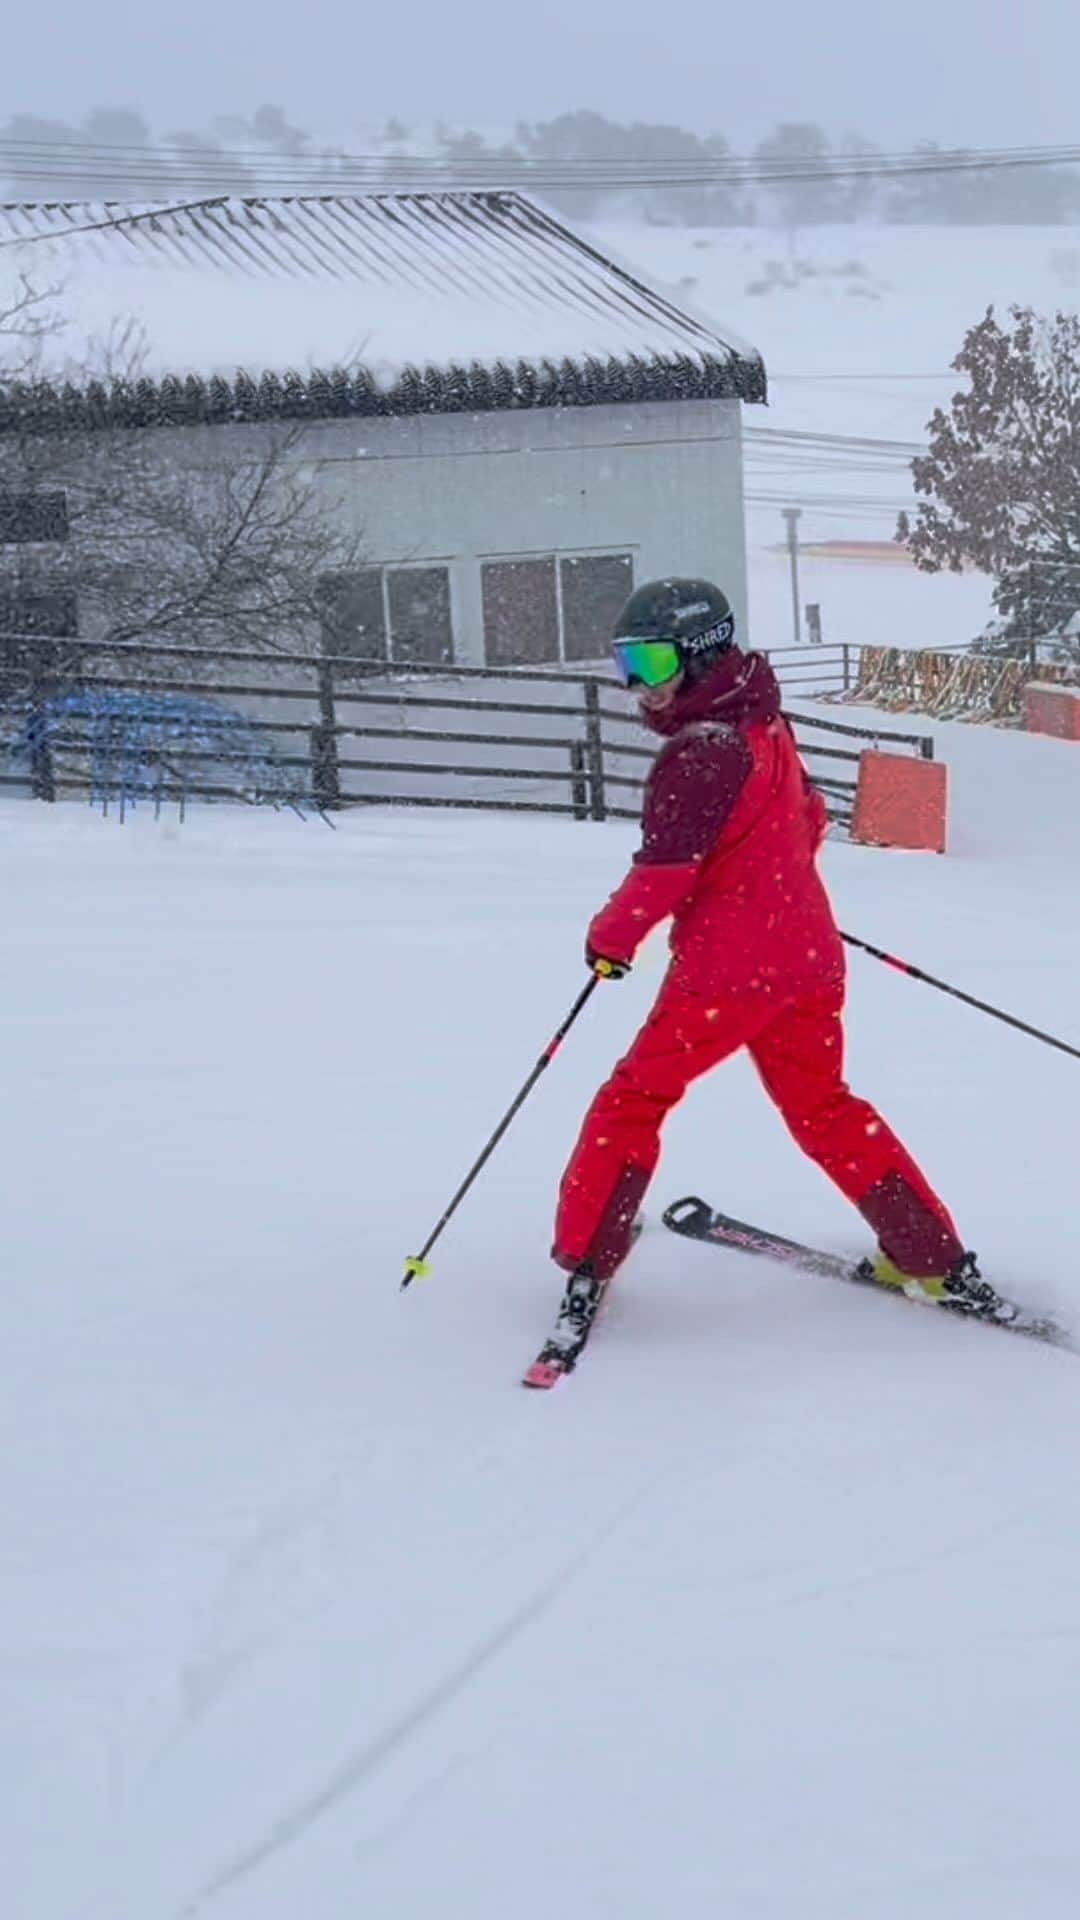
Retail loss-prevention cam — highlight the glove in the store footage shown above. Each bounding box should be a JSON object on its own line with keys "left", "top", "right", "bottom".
{"left": 586, "top": 947, "right": 631, "bottom": 980}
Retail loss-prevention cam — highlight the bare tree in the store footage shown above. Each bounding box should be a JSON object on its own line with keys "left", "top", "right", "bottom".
{"left": 1, "top": 276, "right": 368, "bottom": 671}
{"left": 60, "top": 426, "right": 367, "bottom": 663}
{"left": 2, "top": 275, "right": 371, "bottom": 806}
{"left": 0, "top": 272, "right": 63, "bottom": 378}
{"left": 1, "top": 273, "right": 77, "bottom": 658}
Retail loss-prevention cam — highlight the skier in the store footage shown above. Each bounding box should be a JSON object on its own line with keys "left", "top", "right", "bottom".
{"left": 546, "top": 577, "right": 1002, "bottom": 1366}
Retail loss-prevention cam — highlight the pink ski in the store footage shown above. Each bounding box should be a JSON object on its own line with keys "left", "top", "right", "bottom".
{"left": 522, "top": 1354, "right": 568, "bottom": 1390}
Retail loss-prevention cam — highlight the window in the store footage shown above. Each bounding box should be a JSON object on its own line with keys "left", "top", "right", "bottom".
{"left": 0, "top": 492, "right": 69, "bottom": 544}
{"left": 319, "top": 565, "right": 454, "bottom": 669}
{"left": 481, "top": 551, "right": 634, "bottom": 666}
{"left": 481, "top": 557, "right": 559, "bottom": 666}
{"left": 0, "top": 590, "right": 79, "bottom": 684}
{"left": 386, "top": 567, "right": 453, "bottom": 666}
{"left": 0, "top": 590, "right": 78, "bottom": 638}
{"left": 561, "top": 554, "right": 634, "bottom": 662}
{"left": 318, "top": 570, "right": 386, "bottom": 666}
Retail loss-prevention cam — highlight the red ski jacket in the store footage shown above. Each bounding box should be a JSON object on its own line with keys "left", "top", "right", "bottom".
{"left": 587, "top": 650, "right": 844, "bottom": 1001}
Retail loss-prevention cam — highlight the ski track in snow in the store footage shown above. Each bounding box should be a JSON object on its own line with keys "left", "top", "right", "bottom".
{"left": 177, "top": 1483, "right": 646, "bottom": 1917}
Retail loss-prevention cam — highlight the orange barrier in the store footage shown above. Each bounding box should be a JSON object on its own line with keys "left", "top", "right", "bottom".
{"left": 1024, "top": 683, "right": 1080, "bottom": 741}
{"left": 850, "top": 750, "right": 948, "bottom": 854}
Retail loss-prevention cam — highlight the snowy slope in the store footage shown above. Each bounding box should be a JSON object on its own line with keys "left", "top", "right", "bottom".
{"left": 4, "top": 711, "right": 1080, "bottom": 1918}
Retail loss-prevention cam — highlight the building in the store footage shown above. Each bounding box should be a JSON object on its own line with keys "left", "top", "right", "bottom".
{"left": 0, "top": 193, "right": 765, "bottom": 668}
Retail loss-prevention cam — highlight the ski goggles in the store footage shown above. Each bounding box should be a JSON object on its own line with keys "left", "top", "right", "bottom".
{"left": 612, "top": 638, "right": 683, "bottom": 689}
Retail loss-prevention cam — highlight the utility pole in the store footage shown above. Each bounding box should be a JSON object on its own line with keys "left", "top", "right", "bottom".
{"left": 781, "top": 507, "right": 803, "bottom": 646}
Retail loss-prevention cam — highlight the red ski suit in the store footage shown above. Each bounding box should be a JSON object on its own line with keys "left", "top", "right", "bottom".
{"left": 553, "top": 649, "right": 963, "bottom": 1282}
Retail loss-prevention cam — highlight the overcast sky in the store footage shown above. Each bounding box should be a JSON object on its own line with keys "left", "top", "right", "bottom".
{"left": 3, "top": 0, "right": 1079, "bottom": 151}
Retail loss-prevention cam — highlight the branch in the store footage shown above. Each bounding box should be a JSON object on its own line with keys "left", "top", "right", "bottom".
{"left": 0, "top": 272, "right": 64, "bottom": 380}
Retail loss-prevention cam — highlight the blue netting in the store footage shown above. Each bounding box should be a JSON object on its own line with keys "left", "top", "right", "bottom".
{"left": 1, "top": 687, "right": 303, "bottom": 810}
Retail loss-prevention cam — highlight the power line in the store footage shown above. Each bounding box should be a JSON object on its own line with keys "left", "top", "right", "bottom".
{"left": 745, "top": 424, "right": 924, "bottom": 456}
{"left": 0, "top": 134, "right": 1077, "bottom": 170}
{"left": 747, "top": 493, "right": 914, "bottom": 513}
{"left": 773, "top": 372, "right": 954, "bottom": 382}
{"left": 0, "top": 136, "right": 1079, "bottom": 196}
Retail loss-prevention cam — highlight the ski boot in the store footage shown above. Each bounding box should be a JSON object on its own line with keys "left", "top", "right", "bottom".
{"left": 858, "top": 1249, "right": 1018, "bottom": 1325}
{"left": 527, "top": 1264, "right": 608, "bottom": 1384}
{"left": 548, "top": 1264, "right": 608, "bottom": 1364}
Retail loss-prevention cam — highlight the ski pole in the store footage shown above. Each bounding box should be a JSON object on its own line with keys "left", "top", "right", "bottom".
{"left": 841, "top": 931, "right": 1080, "bottom": 1066}
{"left": 400, "top": 972, "right": 605, "bottom": 1290}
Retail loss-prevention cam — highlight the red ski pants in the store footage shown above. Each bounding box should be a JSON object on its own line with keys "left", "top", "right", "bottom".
{"left": 553, "top": 975, "right": 963, "bottom": 1282}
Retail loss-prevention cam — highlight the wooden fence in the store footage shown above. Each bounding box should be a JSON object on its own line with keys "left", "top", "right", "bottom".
{"left": 0, "top": 635, "right": 931, "bottom": 826}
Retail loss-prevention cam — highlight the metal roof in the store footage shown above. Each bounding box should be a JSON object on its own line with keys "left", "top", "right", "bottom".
{"left": 0, "top": 193, "right": 765, "bottom": 430}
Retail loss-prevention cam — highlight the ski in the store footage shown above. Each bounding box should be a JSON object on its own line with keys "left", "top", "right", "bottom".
{"left": 521, "top": 1341, "right": 588, "bottom": 1390}
{"left": 662, "top": 1195, "right": 1072, "bottom": 1351}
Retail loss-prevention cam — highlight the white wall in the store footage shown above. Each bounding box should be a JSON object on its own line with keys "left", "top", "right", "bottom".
{"left": 299, "top": 397, "right": 749, "bottom": 664}
{"left": 55, "top": 396, "right": 751, "bottom": 665}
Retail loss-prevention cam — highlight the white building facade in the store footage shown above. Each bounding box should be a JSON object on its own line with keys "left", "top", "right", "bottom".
{"left": 298, "top": 395, "right": 748, "bottom": 669}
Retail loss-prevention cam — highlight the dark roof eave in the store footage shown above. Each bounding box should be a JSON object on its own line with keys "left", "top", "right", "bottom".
{"left": 0, "top": 350, "right": 767, "bottom": 436}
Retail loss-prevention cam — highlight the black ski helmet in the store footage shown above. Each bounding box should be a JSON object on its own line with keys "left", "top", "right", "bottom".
{"left": 613, "top": 578, "right": 736, "bottom": 680}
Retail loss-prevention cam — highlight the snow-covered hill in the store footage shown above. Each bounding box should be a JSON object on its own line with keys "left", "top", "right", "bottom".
{"left": 4, "top": 704, "right": 1080, "bottom": 1917}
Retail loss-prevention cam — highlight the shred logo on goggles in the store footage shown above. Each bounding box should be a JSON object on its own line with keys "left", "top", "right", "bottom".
{"left": 682, "top": 613, "right": 735, "bottom": 655}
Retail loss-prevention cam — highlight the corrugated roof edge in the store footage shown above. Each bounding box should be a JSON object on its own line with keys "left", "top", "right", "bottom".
{"left": 0, "top": 349, "right": 766, "bottom": 436}
{"left": 546, "top": 201, "right": 767, "bottom": 380}
{"left": 0, "top": 192, "right": 767, "bottom": 426}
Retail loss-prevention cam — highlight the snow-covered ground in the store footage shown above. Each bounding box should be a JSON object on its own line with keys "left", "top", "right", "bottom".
{"left": 4, "top": 705, "right": 1080, "bottom": 1917}
{"left": 593, "top": 222, "right": 1080, "bottom": 653}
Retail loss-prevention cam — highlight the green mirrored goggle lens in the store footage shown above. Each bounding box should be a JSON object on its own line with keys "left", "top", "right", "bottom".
{"left": 612, "top": 639, "right": 682, "bottom": 688}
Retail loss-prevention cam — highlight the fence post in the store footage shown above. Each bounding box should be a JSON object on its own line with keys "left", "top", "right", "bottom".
{"left": 569, "top": 741, "right": 588, "bottom": 821}
{"left": 1027, "top": 559, "right": 1037, "bottom": 673}
{"left": 311, "top": 657, "right": 341, "bottom": 810}
{"left": 27, "top": 656, "right": 56, "bottom": 803}
{"left": 583, "top": 678, "right": 606, "bottom": 822}
{"left": 843, "top": 643, "right": 852, "bottom": 692}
